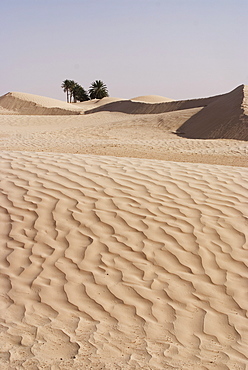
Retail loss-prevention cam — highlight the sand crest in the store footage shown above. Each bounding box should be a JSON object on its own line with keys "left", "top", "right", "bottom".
{"left": 0, "top": 151, "right": 247, "bottom": 369}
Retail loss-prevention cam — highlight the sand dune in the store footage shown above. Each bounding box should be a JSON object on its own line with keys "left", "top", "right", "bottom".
{"left": 178, "top": 85, "right": 248, "bottom": 140}
{"left": 1, "top": 85, "right": 247, "bottom": 140}
{"left": 83, "top": 85, "right": 248, "bottom": 141}
{"left": 0, "top": 92, "right": 82, "bottom": 115}
{"left": 0, "top": 151, "right": 247, "bottom": 369}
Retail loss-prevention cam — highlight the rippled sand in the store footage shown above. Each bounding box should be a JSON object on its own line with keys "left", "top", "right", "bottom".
{"left": 0, "top": 152, "right": 247, "bottom": 369}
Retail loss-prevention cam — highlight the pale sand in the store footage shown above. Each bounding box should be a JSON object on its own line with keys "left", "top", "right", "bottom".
{"left": 131, "top": 95, "right": 174, "bottom": 103}
{"left": 0, "top": 87, "right": 247, "bottom": 369}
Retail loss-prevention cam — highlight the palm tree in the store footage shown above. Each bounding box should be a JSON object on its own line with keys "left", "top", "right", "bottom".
{"left": 61, "top": 79, "right": 77, "bottom": 102}
{"left": 68, "top": 80, "right": 76, "bottom": 103}
{"left": 71, "top": 83, "right": 89, "bottom": 102}
{"left": 61, "top": 79, "right": 71, "bottom": 103}
{"left": 88, "top": 80, "right": 109, "bottom": 99}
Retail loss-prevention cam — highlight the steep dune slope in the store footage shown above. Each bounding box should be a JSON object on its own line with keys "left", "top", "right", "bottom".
{"left": 177, "top": 85, "right": 248, "bottom": 140}
{"left": 0, "top": 92, "right": 82, "bottom": 115}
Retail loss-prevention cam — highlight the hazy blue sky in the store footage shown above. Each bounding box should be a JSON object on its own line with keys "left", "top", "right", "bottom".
{"left": 1, "top": 0, "right": 248, "bottom": 100}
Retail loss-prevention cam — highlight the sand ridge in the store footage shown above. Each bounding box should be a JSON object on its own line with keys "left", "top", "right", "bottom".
{"left": 84, "top": 95, "right": 217, "bottom": 115}
{"left": 0, "top": 151, "right": 248, "bottom": 369}
{"left": 0, "top": 92, "right": 82, "bottom": 115}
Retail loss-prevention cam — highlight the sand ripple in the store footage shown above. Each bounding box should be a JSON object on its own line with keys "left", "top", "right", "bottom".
{"left": 0, "top": 151, "right": 247, "bottom": 369}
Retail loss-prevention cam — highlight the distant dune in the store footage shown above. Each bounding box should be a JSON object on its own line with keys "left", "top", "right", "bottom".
{"left": 0, "top": 92, "right": 82, "bottom": 115}
{"left": 131, "top": 95, "right": 174, "bottom": 103}
{"left": 75, "top": 96, "right": 125, "bottom": 112}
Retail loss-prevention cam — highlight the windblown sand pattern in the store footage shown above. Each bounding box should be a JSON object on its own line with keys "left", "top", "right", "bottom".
{"left": 0, "top": 151, "right": 247, "bottom": 369}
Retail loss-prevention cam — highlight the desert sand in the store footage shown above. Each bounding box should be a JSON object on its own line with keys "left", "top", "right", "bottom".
{"left": 0, "top": 85, "right": 247, "bottom": 369}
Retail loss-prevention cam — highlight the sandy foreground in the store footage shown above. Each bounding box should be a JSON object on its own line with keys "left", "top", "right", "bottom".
{"left": 0, "top": 88, "right": 247, "bottom": 369}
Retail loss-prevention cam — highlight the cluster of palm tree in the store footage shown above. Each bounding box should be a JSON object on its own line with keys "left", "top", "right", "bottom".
{"left": 61, "top": 79, "right": 109, "bottom": 103}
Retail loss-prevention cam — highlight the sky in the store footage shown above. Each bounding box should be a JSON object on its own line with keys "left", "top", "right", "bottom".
{"left": 1, "top": 0, "right": 248, "bottom": 101}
